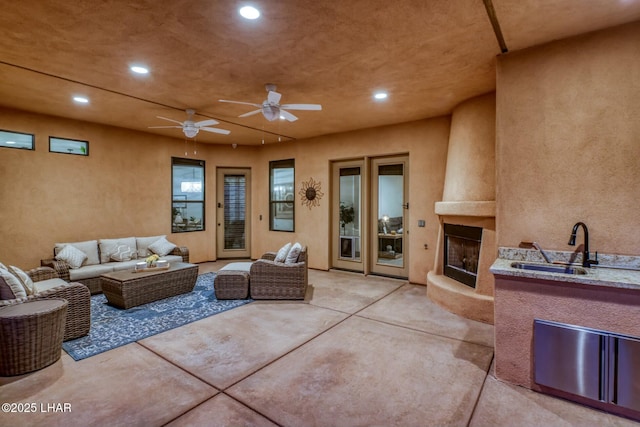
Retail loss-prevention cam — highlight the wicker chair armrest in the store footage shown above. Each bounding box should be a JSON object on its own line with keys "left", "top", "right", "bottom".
{"left": 40, "top": 259, "right": 71, "bottom": 281}
{"left": 171, "top": 246, "right": 190, "bottom": 263}
{"left": 26, "top": 266, "right": 59, "bottom": 282}
{"left": 260, "top": 252, "right": 277, "bottom": 261}
{"left": 29, "top": 282, "right": 91, "bottom": 341}
{"left": 250, "top": 259, "right": 305, "bottom": 274}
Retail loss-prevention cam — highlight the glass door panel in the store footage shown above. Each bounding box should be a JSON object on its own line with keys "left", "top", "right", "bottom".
{"left": 332, "top": 160, "right": 364, "bottom": 272}
{"left": 217, "top": 168, "right": 251, "bottom": 258}
{"left": 371, "top": 156, "right": 408, "bottom": 278}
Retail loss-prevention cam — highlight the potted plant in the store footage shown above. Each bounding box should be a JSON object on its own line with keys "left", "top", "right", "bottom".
{"left": 339, "top": 202, "right": 355, "bottom": 236}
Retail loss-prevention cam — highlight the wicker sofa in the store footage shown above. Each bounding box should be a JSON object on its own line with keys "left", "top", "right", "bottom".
{"left": 0, "top": 267, "right": 90, "bottom": 341}
{"left": 41, "top": 235, "right": 189, "bottom": 294}
{"left": 249, "top": 246, "right": 308, "bottom": 299}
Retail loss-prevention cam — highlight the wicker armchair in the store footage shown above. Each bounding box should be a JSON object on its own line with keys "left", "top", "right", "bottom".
{"left": 0, "top": 267, "right": 90, "bottom": 341}
{"left": 249, "top": 247, "right": 308, "bottom": 299}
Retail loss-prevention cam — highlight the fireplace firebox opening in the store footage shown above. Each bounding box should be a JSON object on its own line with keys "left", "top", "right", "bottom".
{"left": 443, "top": 223, "right": 482, "bottom": 288}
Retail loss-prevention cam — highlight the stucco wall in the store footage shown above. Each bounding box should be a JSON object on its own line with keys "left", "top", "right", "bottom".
{"left": 496, "top": 21, "right": 640, "bottom": 255}
{"left": 253, "top": 117, "right": 451, "bottom": 283}
{"left": 0, "top": 107, "right": 258, "bottom": 267}
{"left": 1, "top": 107, "right": 450, "bottom": 284}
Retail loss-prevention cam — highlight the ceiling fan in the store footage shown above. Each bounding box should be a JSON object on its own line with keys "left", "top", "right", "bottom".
{"left": 148, "top": 109, "right": 230, "bottom": 138}
{"left": 219, "top": 84, "right": 322, "bottom": 122}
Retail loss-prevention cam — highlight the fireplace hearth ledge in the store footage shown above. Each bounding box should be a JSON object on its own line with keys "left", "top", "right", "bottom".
{"left": 427, "top": 272, "right": 494, "bottom": 324}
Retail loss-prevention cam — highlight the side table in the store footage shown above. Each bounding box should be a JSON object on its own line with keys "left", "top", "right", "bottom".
{"left": 0, "top": 299, "right": 68, "bottom": 376}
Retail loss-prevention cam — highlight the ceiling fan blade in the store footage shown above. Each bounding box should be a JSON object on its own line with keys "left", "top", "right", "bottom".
{"left": 148, "top": 125, "right": 182, "bottom": 129}
{"left": 156, "top": 116, "right": 184, "bottom": 125}
{"left": 239, "top": 109, "right": 263, "bottom": 118}
{"left": 280, "top": 103, "right": 322, "bottom": 111}
{"left": 194, "top": 119, "right": 219, "bottom": 127}
{"left": 219, "top": 99, "right": 261, "bottom": 108}
{"left": 279, "top": 109, "right": 299, "bottom": 122}
{"left": 200, "top": 127, "right": 231, "bottom": 135}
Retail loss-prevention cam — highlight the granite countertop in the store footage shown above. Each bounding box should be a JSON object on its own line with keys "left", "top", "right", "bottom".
{"left": 490, "top": 247, "right": 640, "bottom": 290}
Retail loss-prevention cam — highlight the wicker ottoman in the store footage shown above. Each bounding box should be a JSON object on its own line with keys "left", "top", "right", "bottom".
{"left": 0, "top": 299, "right": 67, "bottom": 376}
{"left": 214, "top": 270, "right": 250, "bottom": 299}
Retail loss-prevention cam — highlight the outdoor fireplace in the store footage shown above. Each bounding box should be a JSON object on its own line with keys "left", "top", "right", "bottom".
{"left": 443, "top": 223, "right": 482, "bottom": 288}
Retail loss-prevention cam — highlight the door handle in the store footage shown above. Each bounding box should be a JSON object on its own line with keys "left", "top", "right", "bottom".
{"left": 403, "top": 203, "right": 409, "bottom": 209}
{"left": 217, "top": 202, "right": 222, "bottom": 208}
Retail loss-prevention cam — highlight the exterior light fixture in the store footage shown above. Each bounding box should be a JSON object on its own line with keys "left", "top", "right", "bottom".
{"left": 374, "top": 92, "right": 388, "bottom": 100}
{"left": 73, "top": 96, "right": 89, "bottom": 104}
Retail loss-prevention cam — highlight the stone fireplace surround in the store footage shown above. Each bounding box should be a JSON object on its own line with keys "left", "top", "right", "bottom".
{"left": 427, "top": 202, "right": 496, "bottom": 324}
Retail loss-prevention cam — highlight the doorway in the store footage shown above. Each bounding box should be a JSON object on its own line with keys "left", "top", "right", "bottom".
{"left": 216, "top": 168, "right": 251, "bottom": 258}
{"left": 370, "top": 155, "right": 409, "bottom": 278}
{"left": 331, "top": 155, "right": 409, "bottom": 278}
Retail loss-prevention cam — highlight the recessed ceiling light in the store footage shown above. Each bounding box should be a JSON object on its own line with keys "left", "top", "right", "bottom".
{"left": 6, "top": 141, "right": 16, "bottom": 144}
{"left": 73, "top": 96, "right": 89, "bottom": 104}
{"left": 239, "top": 6, "right": 260, "bottom": 19}
{"left": 374, "top": 92, "right": 388, "bottom": 100}
{"left": 130, "top": 65, "right": 149, "bottom": 74}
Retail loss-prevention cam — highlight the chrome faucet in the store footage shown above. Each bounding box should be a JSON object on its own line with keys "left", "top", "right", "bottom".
{"left": 532, "top": 242, "right": 553, "bottom": 263}
{"left": 568, "top": 222, "right": 598, "bottom": 268}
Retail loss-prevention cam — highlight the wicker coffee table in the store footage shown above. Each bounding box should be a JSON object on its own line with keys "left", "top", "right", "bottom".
{"left": 100, "top": 262, "right": 198, "bottom": 309}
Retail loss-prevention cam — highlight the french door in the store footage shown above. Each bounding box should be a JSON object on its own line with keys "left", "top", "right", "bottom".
{"left": 216, "top": 168, "right": 251, "bottom": 258}
{"left": 331, "top": 155, "right": 409, "bottom": 278}
{"left": 370, "top": 155, "right": 409, "bottom": 278}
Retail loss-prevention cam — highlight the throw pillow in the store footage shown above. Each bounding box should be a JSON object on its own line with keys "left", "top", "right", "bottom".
{"left": 136, "top": 235, "right": 166, "bottom": 258}
{"left": 274, "top": 242, "right": 292, "bottom": 263}
{"left": 55, "top": 240, "right": 100, "bottom": 266}
{"left": 285, "top": 242, "right": 303, "bottom": 264}
{"left": 56, "top": 244, "right": 88, "bottom": 269}
{"left": 148, "top": 237, "right": 177, "bottom": 257}
{"left": 0, "top": 268, "right": 27, "bottom": 299}
{"left": 8, "top": 265, "right": 35, "bottom": 296}
{"left": 110, "top": 244, "right": 133, "bottom": 262}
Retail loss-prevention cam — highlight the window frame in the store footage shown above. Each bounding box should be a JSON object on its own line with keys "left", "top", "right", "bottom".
{"left": 269, "top": 158, "right": 295, "bottom": 232}
{"left": 0, "top": 129, "right": 34, "bottom": 151}
{"left": 171, "top": 157, "right": 205, "bottom": 233}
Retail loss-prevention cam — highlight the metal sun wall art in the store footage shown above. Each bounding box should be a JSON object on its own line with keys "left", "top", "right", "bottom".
{"left": 299, "top": 177, "right": 324, "bottom": 209}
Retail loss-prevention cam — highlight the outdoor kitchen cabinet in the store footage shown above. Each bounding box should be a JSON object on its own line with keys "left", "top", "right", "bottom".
{"left": 534, "top": 319, "right": 640, "bottom": 412}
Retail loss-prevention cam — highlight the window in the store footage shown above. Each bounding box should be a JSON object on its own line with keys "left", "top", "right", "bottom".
{"left": 172, "top": 157, "right": 205, "bottom": 233}
{"left": 49, "top": 136, "right": 89, "bottom": 156}
{"left": 0, "top": 129, "right": 34, "bottom": 150}
{"left": 269, "top": 159, "right": 295, "bottom": 231}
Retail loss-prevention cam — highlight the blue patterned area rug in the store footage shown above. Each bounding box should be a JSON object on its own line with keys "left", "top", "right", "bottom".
{"left": 62, "top": 272, "right": 252, "bottom": 361}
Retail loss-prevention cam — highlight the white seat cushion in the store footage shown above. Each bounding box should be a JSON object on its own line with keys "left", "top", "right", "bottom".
{"left": 219, "top": 262, "right": 253, "bottom": 273}
{"left": 33, "top": 278, "right": 71, "bottom": 293}
{"left": 68, "top": 264, "right": 114, "bottom": 281}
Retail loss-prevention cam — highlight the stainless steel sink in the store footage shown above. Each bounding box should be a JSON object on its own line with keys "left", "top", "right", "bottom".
{"left": 510, "top": 262, "right": 587, "bottom": 275}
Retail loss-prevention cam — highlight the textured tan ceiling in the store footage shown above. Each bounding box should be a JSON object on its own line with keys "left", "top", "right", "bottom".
{"left": 1, "top": 1, "right": 639, "bottom": 146}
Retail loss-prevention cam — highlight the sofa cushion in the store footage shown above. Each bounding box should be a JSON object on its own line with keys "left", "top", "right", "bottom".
{"left": 56, "top": 244, "right": 88, "bottom": 269}
{"left": 136, "top": 235, "right": 166, "bottom": 258}
{"left": 219, "top": 262, "right": 253, "bottom": 273}
{"left": 68, "top": 264, "right": 114, "bottom": 281}
{"left": 0, "top": 269, "right": 26, "bottom": 299}
{"left": 274, "top": 242, "right": 292, "bottom": 263}
{"left": 148, "top": 237, "right": 177, "bottom": 257}
{"left": 285, "top": 242, "right": 303, "bottom": 264}
{"left": 110, "top": 244, "right": 134, "bottom": 262}
{"left": 55, "top": 240, "right": 100, "bottom": 266}
{"left": 99, "top": 237, "right": 136, "bottom": 263}
{"left": 8, "top": 265, "right": 35, "bottom": 296}
{"left": 33, "top": 278, "right": 70, "bottom": 293}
